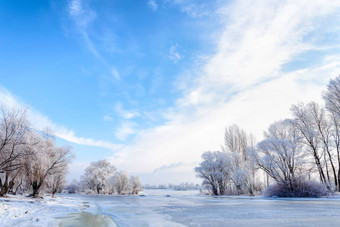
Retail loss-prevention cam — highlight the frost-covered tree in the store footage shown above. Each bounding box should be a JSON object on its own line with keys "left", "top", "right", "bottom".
{"left": 129, "top": 175, "right": 142, "bottom": 195}
{"left": 0, "top": 107, "right": 73, "bottom": 197}
{"left": 323, "top": 75, "right": 340, "bottom": 191}
{"left": 81, "top": 160, "right": 116, "bottom": 194}
{"left": 224, "top": 125, "right": 258, "bottom": 195}
{"left": 0, "top": 107, "right": 29, "bottom": 196}
{"left": 290, "top": 103, "right": 328, "bottom": 186}
{"left": 111, "top": 171, "right": 129, "bottom": 195}
{"left": 47, "top": 168, "right": 67, "bottom": 197}
{"left": 230, "top": 159, "right": 257, "bottom": 196}
{"left": 195, "top": 151, "right": 233, "bottom": 195}
{"left": 24, "top": 131, "right": 72, "bottom": 197}
{"left": 307, "top": 102, "right": 337, "bottom": 188}
{"left": 249, "top": 120, "right": 307, "bottom": 191}
{"left": 224, "top": 125, "right": 249, "bottom": 160}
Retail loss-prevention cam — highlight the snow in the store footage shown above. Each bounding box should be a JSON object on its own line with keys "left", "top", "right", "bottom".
{"left": 0, "top": 194, "right": 115, "bottom": 227}
{"left": 1, "top": 191, "right": 340, "bottom": 226}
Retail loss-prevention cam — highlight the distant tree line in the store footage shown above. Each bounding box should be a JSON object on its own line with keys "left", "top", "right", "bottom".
{"left": 195, "top": 75, "right": 340, "bottom": 197}
{"left": 143, "top": 182, "right": 200, "bottom": 191}
{"left": 0, "top": 107, "right": 72, "bottom": 198}
{"left": 65, "top": 160, "right": 142, "bottom": 195}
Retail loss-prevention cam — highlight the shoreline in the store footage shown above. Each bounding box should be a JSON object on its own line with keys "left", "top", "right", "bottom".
{"left": 0, "top": 194, "right": 115, "bottom": 227}
{"left": 2, "top": 191, "right": 340, "bottom": 226}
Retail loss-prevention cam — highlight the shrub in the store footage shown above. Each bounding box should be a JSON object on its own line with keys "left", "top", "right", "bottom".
{"left": 264, "top": 179, "right": 330, "bottom": 198}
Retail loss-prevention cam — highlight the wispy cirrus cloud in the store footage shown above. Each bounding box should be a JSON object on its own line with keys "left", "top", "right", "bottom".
{"left": 114, "top": 102, "right": 140, "bottom": 120}
{"left": 67, "top": 0, "right": 100, "bottom": 58}
{"left": 110, "top": 0, "right": 340, "bottom": 184}
{"left": 111, "top": 68, "right": 120, "bottom": 80}
{"left": 169, "top": 44, "right": 181, "bottom": 64}
{"left": 148, "top": 0, "right": 158, "bottom": 11}
{"left": 176, "top": 0, "right": 340, "bottom": 108}
{"left": 103, "top": 115, "right": 113, "bottom": 122}
{"left": 114, "top": 121, "right": 137, "bottom": 141}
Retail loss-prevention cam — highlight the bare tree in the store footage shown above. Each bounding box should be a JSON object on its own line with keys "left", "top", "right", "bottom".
{"left": 47, "top": 168, "right": 67, "bottom": 197}
{"left": 323, "top": 75, "right": 340, "bottom": 191}
{"left": 0, "top": 106, "right": 29, "bottom": 196}
{"left": 307, "top": 102, "right": 338, "bottom": 189}
{"left": 290, "top": 103, "right": 328, "bottom": 186}
{"left": 224, "top": 125, "right": 248, "bottom": 160}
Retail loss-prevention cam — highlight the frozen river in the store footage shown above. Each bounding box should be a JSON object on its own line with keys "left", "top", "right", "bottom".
{"left": 59, "top": 190, "right": 340, "bottom": 226}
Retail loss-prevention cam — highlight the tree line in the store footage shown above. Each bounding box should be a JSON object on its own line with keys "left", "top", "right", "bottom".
{"left": 195, "top": 75, "right": 340, "bottom": 197}
{"left": 0, "top": 107, "right": 143, "bottom": 197}
{"left": 0, "top": 107, "right": 72, "bottom": 198}
{"left": 65, "top": 160, "right": 142, "bottom": 195}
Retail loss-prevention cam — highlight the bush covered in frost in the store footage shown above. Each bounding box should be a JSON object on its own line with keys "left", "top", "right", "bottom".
{"left": 264, "top": 178, "right": 331, "bottom": 198}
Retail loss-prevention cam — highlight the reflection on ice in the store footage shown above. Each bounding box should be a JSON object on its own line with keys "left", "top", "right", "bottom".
{"left": 59, "top": 211, "right": 116, "bottom": 227}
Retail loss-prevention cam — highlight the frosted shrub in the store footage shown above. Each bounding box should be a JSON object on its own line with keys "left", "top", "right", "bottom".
{"left": 264, "top": 179, "right": 330, "bottom": 198}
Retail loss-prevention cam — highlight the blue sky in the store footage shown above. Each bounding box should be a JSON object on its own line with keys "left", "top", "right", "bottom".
{"left": 0, "top": 0, "right": 220, "bottom": 142}
{"left": 1, "top": 0, "right": 340, "bottom": 184}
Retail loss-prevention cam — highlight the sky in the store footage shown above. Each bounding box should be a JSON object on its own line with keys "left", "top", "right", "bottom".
{"left": 1, "top": 0, "right": 340, "bottom": 185}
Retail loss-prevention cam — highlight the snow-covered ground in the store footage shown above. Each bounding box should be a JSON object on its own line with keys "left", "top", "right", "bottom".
{"left": 0, "top": 194, "right": 115, "bottom": 227}
{"left": 1, "top": 190, "right": 340, "bottom": 226}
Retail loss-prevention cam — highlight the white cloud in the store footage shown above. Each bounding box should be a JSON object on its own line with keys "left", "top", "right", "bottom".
{"left": 56, "top": 128, "right": 122, "bottom": 150}
{"left": 110, "top": 0, "right": 340, "bottom": 184}
{"left": 169, "top": 44, "right": 181, "bottom": 64}
{"left": 68, "top": 0, "right": 81, "bottom": 16}
{"left": 0, "top": 87, "right": 121, "bottom": 151}
{"left": 68, "top": 0, "right": 99, "bottom": 58}
{"left": 103, "top": 115, "right": 113, "bottom": 122}
{"left": 168, "top": 0, "right": 218, "bottom": 18}
{"left": 111, "top": 67, "right": 120, "bottom": 80}
{"left": 114, "top": 121, "right": 137, "bottom": 141}
{"left": 148, "top": 0, "right": 158, "bottom": 11}
{"left": 114, "top": 102, "right": 140, "bottom": 119}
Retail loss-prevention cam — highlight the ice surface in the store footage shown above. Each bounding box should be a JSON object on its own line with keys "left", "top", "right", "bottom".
{"left": 1, "top": 190, "right": 340, "bottom": 226}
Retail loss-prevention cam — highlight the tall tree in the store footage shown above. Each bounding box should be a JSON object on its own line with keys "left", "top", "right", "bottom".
{"left": 0, "top": 106, "right": 29, "bottom": 196}
{"left": 224, "top": 124, "right": 249, "bottom": 160}
{"left": 290, "top": 103, "right": 328, "bottom": 185}
{"left": 323, "top": 75, "right": 340, "bottom": 191}
{"left": 24, "top": 131, "right": 72, "bottom": 198}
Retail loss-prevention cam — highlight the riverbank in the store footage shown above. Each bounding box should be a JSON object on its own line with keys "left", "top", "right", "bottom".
{"left": 2, "top": 191, "right": 340, "bottom": 226}
{"left": 0, "top": 194, "right": 115, "bottom": 227}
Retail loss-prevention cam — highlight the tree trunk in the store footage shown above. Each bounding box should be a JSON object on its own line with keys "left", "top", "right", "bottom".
{"left": 29, "top": 181, "right": 41, "bottom": 198}
{"left": 211, "top": 183, "right": 218, "bottom": 195}
{"left": 13, "top": 179, "right": 22, "bottom": 195}
{"left": 52, "top": 189, "right": 57, "bottom": 198}
{"left": 0, "top": 174, "right": 10, "bottom": 197}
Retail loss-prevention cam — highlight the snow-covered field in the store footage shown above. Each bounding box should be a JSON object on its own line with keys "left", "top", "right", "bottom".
{"left": 1, "top": 190, "right": 340, "bottom": 226}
